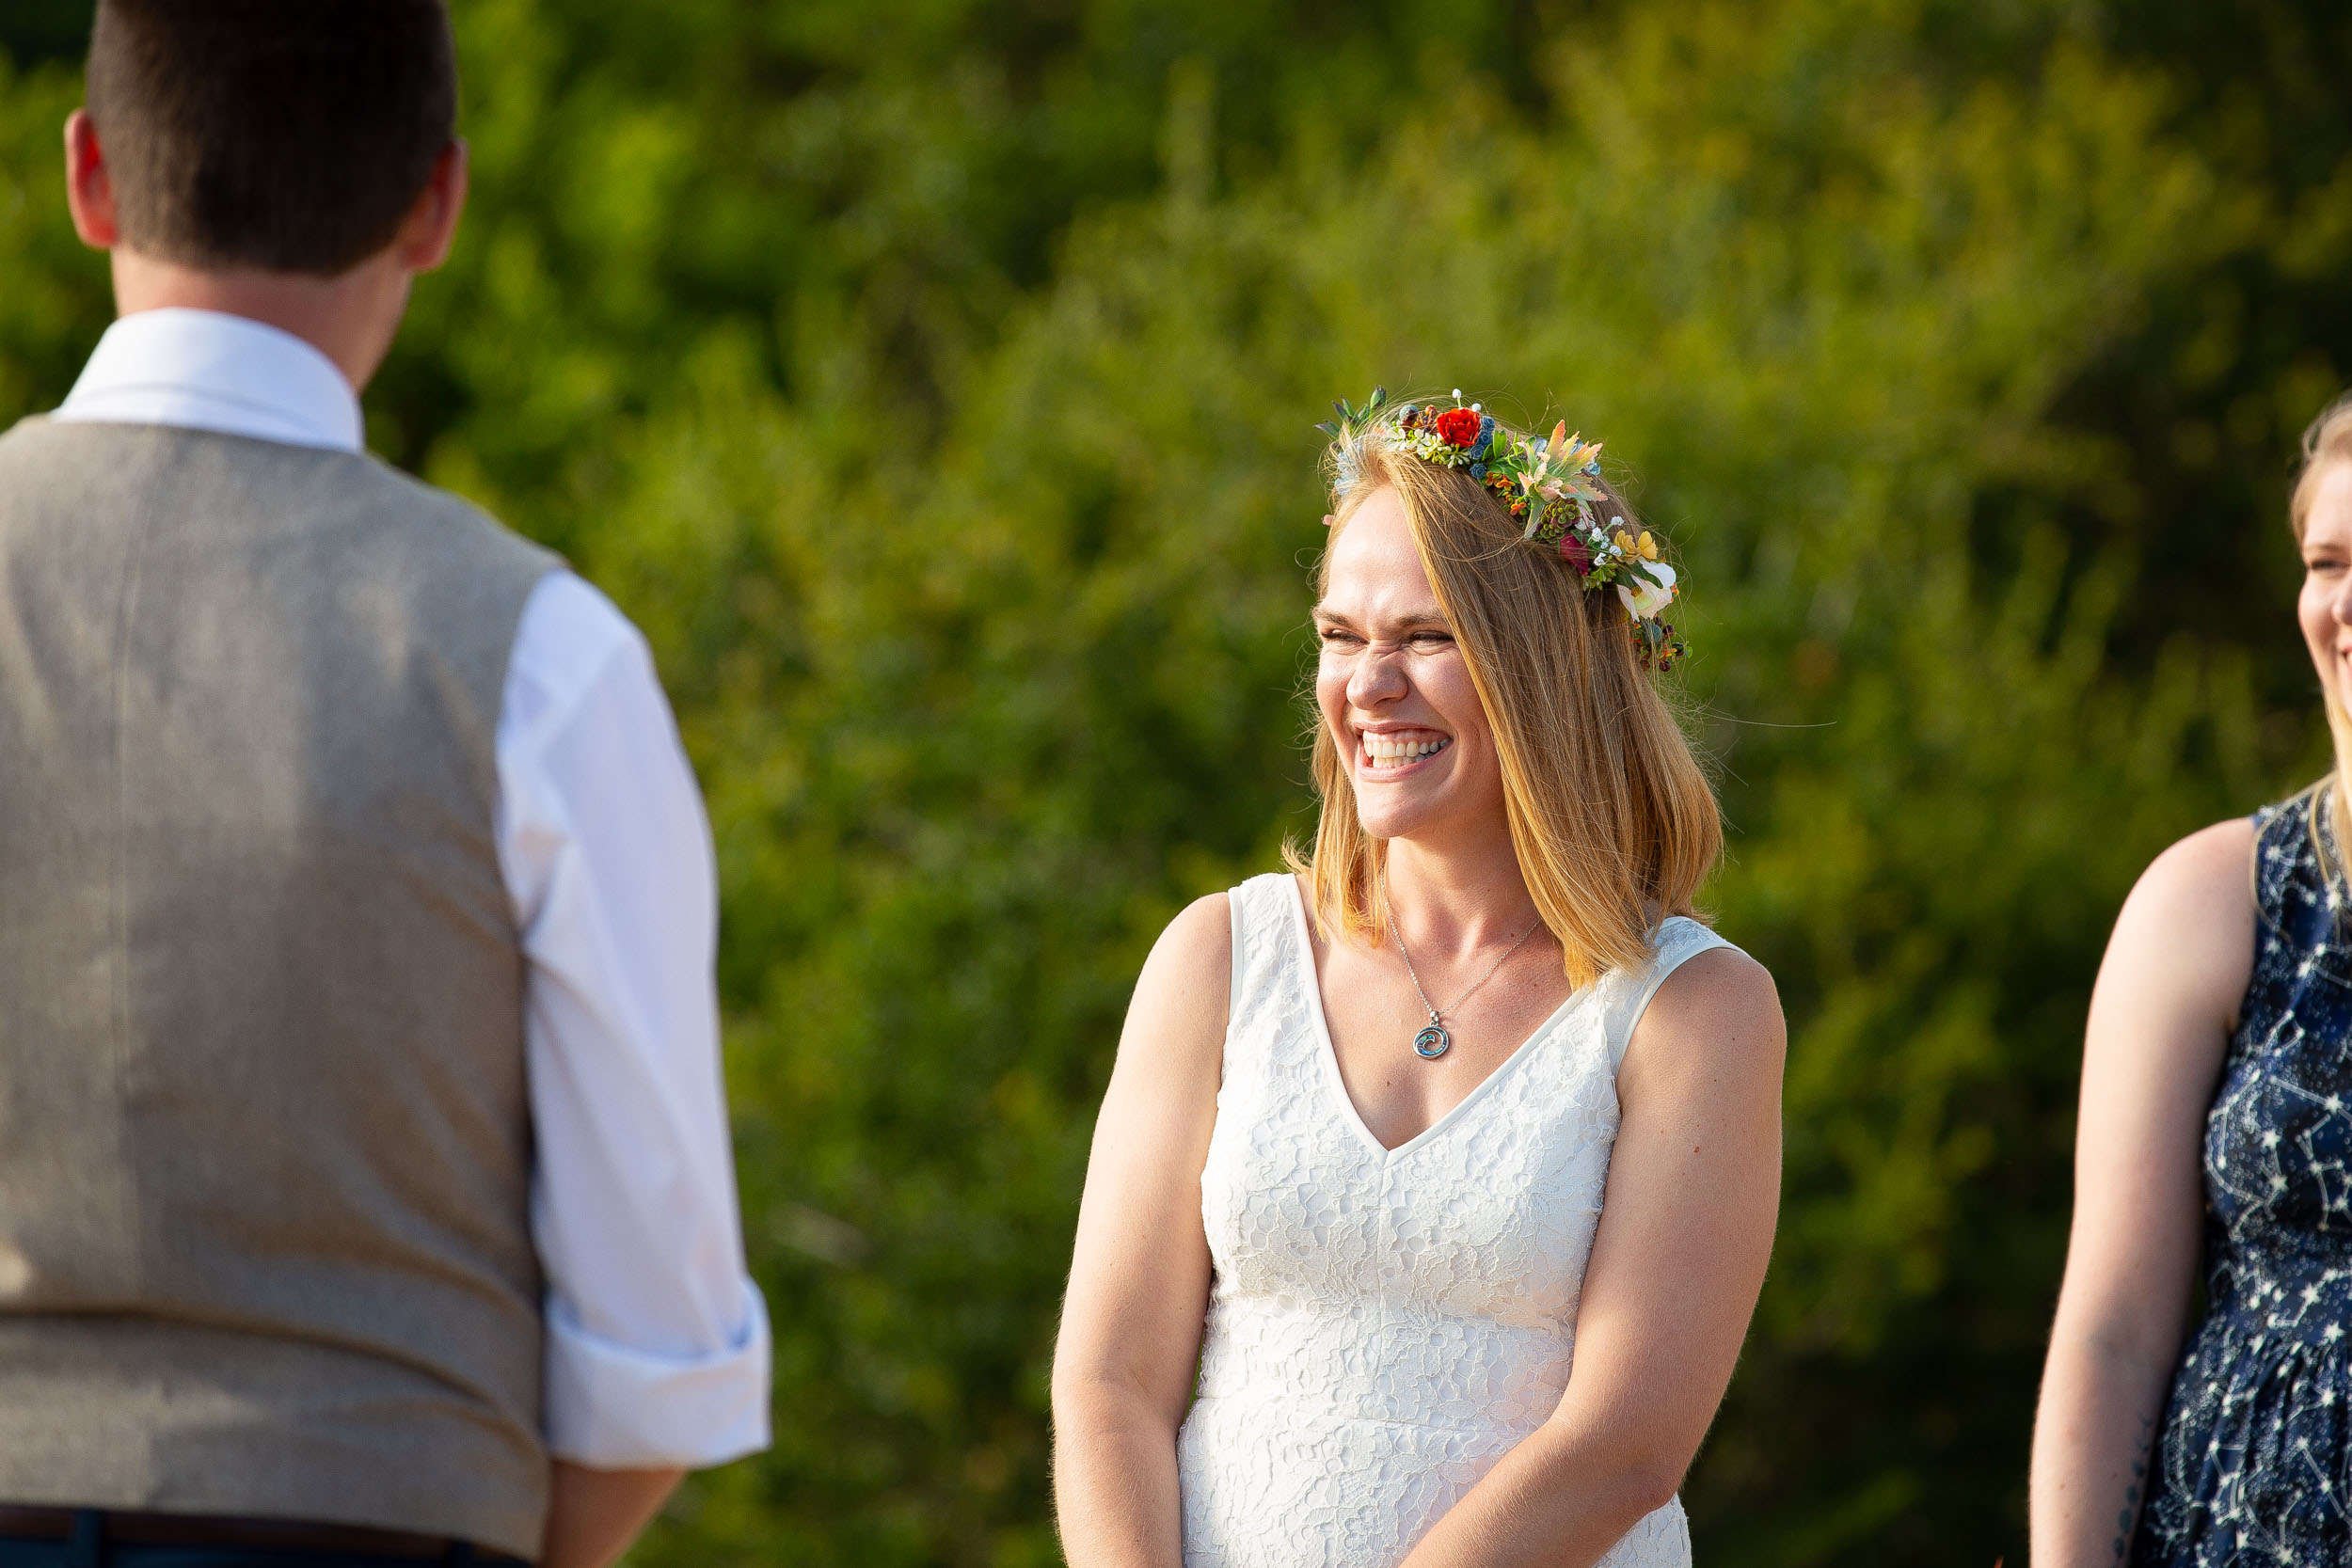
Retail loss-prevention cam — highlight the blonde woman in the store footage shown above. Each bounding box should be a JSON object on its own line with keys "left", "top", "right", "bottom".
{"left": 1050, "top": 391, "right": 1786, "bottom": 1567}
{"left": 2033, "top": 395, "right": 2352, "bottom": 1565}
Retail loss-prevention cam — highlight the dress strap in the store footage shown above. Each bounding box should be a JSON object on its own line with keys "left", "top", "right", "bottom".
{"left": 1600, "top": 916, "right": 1740, "bottom": 1071}
{"left": 1218, "top": 873, "right": 1310, "bottom": 1082}
{"left": 2246, "top": 793, "right": 2352, "bottom": 994}
{"left": 2250, "top": 800, "right": 2300, "bottom": 921}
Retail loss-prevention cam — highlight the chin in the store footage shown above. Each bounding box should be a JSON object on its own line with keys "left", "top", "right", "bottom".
{"left": 1352, "top": 794, "right": 1438, "bottom": 843}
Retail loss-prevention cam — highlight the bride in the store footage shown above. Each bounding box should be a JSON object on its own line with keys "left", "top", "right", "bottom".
{"left": 1050, "top": 390, "right": 1787, "bottom": 1567}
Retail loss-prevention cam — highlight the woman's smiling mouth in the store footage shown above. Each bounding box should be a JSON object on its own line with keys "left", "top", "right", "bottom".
{"left": 1359, "top": 732, "right": 1451, "bottom": 772}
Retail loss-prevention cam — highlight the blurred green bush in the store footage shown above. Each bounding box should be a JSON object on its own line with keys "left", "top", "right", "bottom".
{"left": 6, "top": 1, "right": 2351, "bottom": 1562}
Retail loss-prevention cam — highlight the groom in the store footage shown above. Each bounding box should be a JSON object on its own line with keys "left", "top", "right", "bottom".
{"left": 0, "top": 3, "right": 769, "bottom": 1564}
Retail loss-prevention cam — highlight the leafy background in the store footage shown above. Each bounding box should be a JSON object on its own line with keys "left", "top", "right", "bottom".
{"left": 5, "top": 0, "right": 2351, "bottom": 1561}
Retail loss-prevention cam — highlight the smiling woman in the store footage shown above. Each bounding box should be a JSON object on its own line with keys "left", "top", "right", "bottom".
{"left": 2032, "top": 393, "right": 2352, "bottom": 1568}
{"left": 1050, "top": 390, "right": 1786, "bottom": 1568}
{"left": 1297, "top": 412, "right": 1721, "bottom": 990}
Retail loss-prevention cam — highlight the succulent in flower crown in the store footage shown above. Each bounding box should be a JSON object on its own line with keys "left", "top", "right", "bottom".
{"left": 1316, "top": 386, "right": 1687, "bottom": 670}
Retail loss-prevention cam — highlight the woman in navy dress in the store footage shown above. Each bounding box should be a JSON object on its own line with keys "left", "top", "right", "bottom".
{"left": 2032, "top": 393, "right": 2352, "bottom": 1564}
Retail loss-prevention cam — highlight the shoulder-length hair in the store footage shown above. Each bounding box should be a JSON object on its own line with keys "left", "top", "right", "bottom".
{"left": 1284, "top": 422, "right": 1723, "bottom": 988}
{"left": 2292, "top": 392, "right": 2352, "bottom": 886}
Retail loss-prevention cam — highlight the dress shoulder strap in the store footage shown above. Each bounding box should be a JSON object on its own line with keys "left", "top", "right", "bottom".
{"left": 2245, "top": 793, "right": 2352, "bottom": 997}
{"left": 2251, "top": 798, "right": 2303, "bottom": 921}
{"left": 1596, "top": 915, "right": 1742, "bottom": 1072}
{"left": 1224, "top": 873, "right": 1308, "bottom": 1046}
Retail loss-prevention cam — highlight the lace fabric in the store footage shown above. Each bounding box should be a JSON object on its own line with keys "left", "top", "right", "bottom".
{"left": 1176, "top": 873, "right": 1732, "bottom": 1567}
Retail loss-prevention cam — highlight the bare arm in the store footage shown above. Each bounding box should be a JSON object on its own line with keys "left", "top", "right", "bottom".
{"left": 1398, "top": 945, "right": 1787, "bottom": 1568}
{"left": 539, "top": 1462, "right": 684, "bottom": 1568}
{"left": 2030, "top": 819, "right": 2253, "bottom": 1567}
{"left": 1052, "top": 895, "right": 1232, "bottom": 1568}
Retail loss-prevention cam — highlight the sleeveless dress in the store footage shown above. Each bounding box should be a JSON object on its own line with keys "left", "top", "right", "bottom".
{"left": 1176, "top": 873, "right": 1736, "bottom": 1567}
{"left": 2136, "top": 796, "right": 2352, "bottom": 1564}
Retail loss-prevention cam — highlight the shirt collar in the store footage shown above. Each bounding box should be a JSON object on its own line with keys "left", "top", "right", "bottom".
{"left": 55, "top": 307, "right": 364, "bottom": 453}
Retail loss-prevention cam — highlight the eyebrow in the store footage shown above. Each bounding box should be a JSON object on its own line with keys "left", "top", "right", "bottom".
{"left": 1311, "top": 605, "right": 1451, "bottom": 629}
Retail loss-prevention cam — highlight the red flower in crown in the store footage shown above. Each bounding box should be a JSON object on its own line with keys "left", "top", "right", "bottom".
{"left": 1559, "top": 533, "right": 1592, "bottom": 574}
{"left": 1432, "top": 406, "right": 1484, "bottom": 448}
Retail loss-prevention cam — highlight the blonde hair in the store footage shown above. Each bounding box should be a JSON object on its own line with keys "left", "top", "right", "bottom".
{"left": 1284, "top": 425, "right": 1723, "bottom": 988}
{"left": 2293, "top": 392, "right": 2352, "bottom": 882}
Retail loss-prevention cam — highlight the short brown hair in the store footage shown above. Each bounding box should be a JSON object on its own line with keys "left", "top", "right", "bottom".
{"left": 86, "top": 0, "right": 457, "bottom": 276}
{"left": 1289, "top": 426, "right": 1723, "bottom": 988}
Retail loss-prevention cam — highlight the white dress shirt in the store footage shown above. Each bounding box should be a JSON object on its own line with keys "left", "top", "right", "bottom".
{"left": 54, "top": 308, "right": 771, "bottom": 1469}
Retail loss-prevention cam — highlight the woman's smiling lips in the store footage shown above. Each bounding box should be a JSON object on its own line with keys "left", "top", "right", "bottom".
{"left": 1355, "top": 726, "right": 1452, "bottom": 775}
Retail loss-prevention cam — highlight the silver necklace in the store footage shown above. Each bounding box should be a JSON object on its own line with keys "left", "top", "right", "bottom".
{"left": 1378, "top": 871, "right": 1545, "bottom": 1060}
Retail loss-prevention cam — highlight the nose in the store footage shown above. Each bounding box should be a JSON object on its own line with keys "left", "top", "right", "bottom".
{"left": 2335, "top": 574, "right": 2352, "bottom": 630}
{"left": 1347, "top": 641, "right": 1409, "bottom": 709}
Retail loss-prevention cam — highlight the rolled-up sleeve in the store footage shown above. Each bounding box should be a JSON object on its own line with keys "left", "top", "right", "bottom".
{"left": 495, "top": 570, "right": 771, "bottom": 1469}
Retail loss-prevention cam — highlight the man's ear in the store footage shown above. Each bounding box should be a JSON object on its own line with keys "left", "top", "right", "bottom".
{"left": 394, "top": 138, "right": 468, "bottom": 274}
{"left": 63, "top": 109, "right": 120, "bottom": 249}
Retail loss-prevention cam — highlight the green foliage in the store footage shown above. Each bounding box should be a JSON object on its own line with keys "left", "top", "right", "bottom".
{"left": 6, "top": 0, "right": 2352, "bottom": 1562}
{"left": 0, "top": 55, "right": 107, "bottom": 426}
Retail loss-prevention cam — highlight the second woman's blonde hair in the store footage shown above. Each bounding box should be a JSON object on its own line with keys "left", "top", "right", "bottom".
{"left": 1286, "top": 425, "right": 1722, "bottom": 988}
{"left": 2292, "top": 392, "right": 2352, "bottom": 885}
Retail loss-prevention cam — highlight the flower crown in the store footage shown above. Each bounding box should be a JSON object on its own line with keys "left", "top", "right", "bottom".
{"left": 1318, "top": 387, "right": 1685, "bottom": 669}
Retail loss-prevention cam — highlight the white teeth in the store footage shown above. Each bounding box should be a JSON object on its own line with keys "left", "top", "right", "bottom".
{"left": 1362, "top": 736, "right": 1449, "bottom": 768}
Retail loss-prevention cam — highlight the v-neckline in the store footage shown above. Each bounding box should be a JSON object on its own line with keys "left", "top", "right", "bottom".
{"left": 1284, "top": 875, "right": 1586, "bottom": 1162}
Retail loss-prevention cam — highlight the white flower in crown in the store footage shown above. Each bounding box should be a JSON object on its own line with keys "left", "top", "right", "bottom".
{"left": 1617, "top": 562, "right": 1677, "bottom": 621}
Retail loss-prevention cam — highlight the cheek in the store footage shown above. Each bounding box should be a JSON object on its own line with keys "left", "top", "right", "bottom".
{"left": 1422, "top": 661, "right": 1492, "bottom": 747}
{"left": 1315, "top": 659, "right": 1350, "bottom": 723}
{"left": 2304, "top": 582, "right": 2341, "bottom": 658}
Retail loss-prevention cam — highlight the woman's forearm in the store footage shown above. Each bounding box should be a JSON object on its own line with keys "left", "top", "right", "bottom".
{"left": 2030, "top": 1327, "right": 2175, "bottom": 1567}
{"left": 1395, "top": 1412, "right": 1680, "bottom": 1568}
{"left": 1052, "top": 1381, "right": 1186, "bottom": 1568}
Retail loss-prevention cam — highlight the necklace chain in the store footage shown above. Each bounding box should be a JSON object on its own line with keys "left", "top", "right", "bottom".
{"left": 1377, "top": 865, "right": 1544, "bottom": 1034}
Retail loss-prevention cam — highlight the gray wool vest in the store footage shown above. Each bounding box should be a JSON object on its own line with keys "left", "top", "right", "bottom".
{"left": 0, "top": 418, "right": 559, "bottom": 1557}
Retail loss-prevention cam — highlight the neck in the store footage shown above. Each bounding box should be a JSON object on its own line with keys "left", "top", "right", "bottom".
{"left": 109, "top": 246, "right": 410, "bottom": 392}
{"left": 1381, "top": 826, "right": 1541, "bottom": 955}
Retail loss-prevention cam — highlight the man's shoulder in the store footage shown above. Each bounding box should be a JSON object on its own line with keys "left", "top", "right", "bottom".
{"left": 506, "top": 569, "right": 651, "bottom": 717}
{"left": 0, "top": 415, "right": 532, "bottom": 548}
{"left": 338, "top": 449, "right": 556, "bottom": 566}
{"left": 0, "top": 412, "right": 92, "bottom": 469}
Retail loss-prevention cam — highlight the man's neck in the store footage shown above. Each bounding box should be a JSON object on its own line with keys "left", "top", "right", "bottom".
{"left": 109, "top": 246, "right": 412, "bottom": 393}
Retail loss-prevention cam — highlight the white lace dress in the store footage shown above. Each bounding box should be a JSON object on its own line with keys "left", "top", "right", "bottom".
{"left": 1175, "top": 873, "right": 1733, "bottom": 1567}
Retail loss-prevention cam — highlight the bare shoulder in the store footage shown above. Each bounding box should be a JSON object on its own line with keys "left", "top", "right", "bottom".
{"left": 1628, "top": 942, "right": 1787, "bottom": 1085}
{"left": 1111, "top": 891, "right": 1233, "bottom": 1091}
{"left": 1652, "top": 942, "right": 1779, "bottom": 1016}
{"left": 1139, "top": 891, "right": 1232, "bottom": 997}
{"left": 1645, "top": 944, "right": 1783, "bottom": 1041}
{"left": 2127, "top": 817, "right": 2257, "bottom": 926}
{"left": 2101, "top": 816, "right": 2258, "bottom": 1034}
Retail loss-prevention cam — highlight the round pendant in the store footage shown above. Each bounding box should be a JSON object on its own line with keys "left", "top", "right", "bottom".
{"left": 1413, "top": 1023, "right": 1453, "bottom": 1059}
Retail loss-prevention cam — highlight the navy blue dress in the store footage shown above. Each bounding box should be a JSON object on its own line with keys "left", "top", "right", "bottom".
{"left": 2136, "top": 794, "right": 2352, "bottom": 1564}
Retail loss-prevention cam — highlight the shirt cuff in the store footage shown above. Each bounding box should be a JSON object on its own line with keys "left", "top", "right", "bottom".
{"left": 543, "top": 1277, "right": 772, "bottom": 1468}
